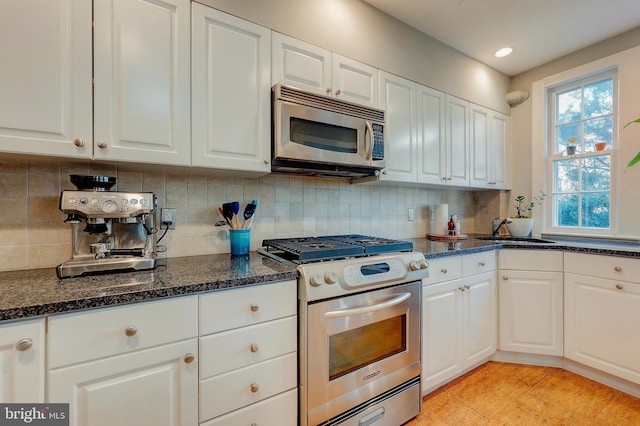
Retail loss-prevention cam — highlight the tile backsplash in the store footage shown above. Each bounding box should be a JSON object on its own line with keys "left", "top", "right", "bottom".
{"left": 0, "top": 158, "right": 504, "bottom": 272}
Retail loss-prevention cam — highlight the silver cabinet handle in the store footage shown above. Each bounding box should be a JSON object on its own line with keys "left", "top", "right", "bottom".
{"left": 614, "top": 266, "right": 622, "bottom": 272}
{"left": 250, "top": 304, "right": 259, "bottom": 313}
{"left": 616, "top": 284, "right": 624, "bottom": 290}
{"left": 97, "top": 142, "right": 108, "bottom": 149}
{"left": 125, "top": 325, "right": 138, "bottom": 337}
{"left": 250, "top": 383, "right": 259, "bottom": 393}
{"left": 73, "top": 138, "right": 85, "bottom": 147}
{"left": 184, "top": 353, "right": 195, "bottom": 364}
{"left": 15, "top": 338, "right": 33, "bottom": 352}
{"left": 250, "top": 343, "right": 259, "bottom": 353}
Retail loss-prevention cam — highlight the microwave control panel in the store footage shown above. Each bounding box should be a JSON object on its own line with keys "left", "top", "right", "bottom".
{"left": 372, "top": 123, "right": 384, "bottom": 160}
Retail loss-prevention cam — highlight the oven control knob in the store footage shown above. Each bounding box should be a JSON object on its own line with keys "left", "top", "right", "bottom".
{"left": 409, "top": 260, "right": 420, "bottom": 271}
{"left": 420, "top": 260, "right": 429, "bottom": 269}
{"left": 310, "top": 274, "right": 324, "bottom": 287}
{"left": 325, "top": 272, "right": 338, "bottom": 284}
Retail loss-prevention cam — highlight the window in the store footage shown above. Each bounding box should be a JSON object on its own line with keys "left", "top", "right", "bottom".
{"left": 547, "top": 71, "right": 616, "bottom": 232}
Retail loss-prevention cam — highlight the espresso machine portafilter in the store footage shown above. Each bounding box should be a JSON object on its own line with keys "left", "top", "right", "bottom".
{"left": 56, "top": 175, "right": 158, "bottom": 278}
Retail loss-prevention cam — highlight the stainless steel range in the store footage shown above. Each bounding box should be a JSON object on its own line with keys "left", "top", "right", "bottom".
{"left": 260, "top": 235, "right": 429, "bottom": 426}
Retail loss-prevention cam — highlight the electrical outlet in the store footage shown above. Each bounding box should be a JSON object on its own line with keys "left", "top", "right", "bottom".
{"left": 161, "top": 208, "right": 176, "bottom": 230}
{"left": 407, "top": 208, "right": 414, "bottom": 221}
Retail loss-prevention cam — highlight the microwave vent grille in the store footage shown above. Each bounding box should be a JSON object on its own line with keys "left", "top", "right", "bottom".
{"left": 276, "top": 84, "right": 385, "bottom": 123}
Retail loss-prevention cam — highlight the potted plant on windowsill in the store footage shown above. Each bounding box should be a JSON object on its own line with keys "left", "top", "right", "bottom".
{"left": 506, "top": 192, "right": 546, "bottom": 237}
{"left": 566, "top": 136, "right": 577, "bottom": 155}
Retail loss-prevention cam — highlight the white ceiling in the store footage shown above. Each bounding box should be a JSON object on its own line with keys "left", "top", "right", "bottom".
{"left": 361, "top": 0, "right": 640, "bottom": 76}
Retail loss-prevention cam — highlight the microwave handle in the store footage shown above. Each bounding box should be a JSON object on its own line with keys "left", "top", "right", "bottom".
{"left": 365, "top": 121, "right": 374, "bottom": 160}
{"left": 324, "top": 292, "right": 411, "bottom": 318}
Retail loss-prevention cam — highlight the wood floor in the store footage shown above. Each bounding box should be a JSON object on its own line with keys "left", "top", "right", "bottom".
{"left": 406, "top": 361, "right": 640, "bottom": 426}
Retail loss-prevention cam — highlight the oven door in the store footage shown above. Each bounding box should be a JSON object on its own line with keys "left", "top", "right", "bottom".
{"left": 306, "top": 281, "right": 421, "bottom": 425}
{"left": 274, "top": 99, "right": 377, "bottom": 167}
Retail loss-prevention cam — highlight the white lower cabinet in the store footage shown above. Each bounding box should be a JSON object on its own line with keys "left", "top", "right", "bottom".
{"left": 498, "top": 250, "right": 563, "bottom": 356}
{"left": 564, "top": 253, "right": 640, "bottom": 385}
{"left": 198, "top": 280, "right": 297, "bottom": 425}
{"left": 422, "top": 252, "right": 496, "bottom": 392}
{"left": 47, "top": 296, "right": 199, "bottom": 426}
{"left": 0, "top": 318, "right": 45, "bottom": 402}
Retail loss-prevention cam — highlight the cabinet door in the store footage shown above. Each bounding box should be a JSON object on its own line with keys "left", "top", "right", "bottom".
{"left": 470, "top": 104, "right": 510, "bottom": 189}
{"left": 379, "top": 71, "right": 417, "bottom": 183}
{"left": 445, "top": 95, "right": 470, "bottom": 186}
{"left": 417, "top": 85, "right": 446, "bottom": 184}
{"left": 93, "top": 0, "right": 191, "bottom": 165}
{"left": 422, "top": 279, "right": 464, "bottom": 391}
{"left": 0, "top": 0, "right": 92, "bottom": 158}
{"left": 192, "top": 4, "right": 271, "bottom": 174}
{"left": 331, "top": 53, "right": 379, "bottom": 107}
{"left": 0, "top": 319, "right": 45, "bottom": 403}
{"left": 272, "top": 32, "right": 331, "bottom": 95}
{"left": 565, "top": 273, "right": 640, "bottom": 384}
{"left": 489, "top": 111, "right": 510, "bottom": 189}
{"left": 499, "top": 270, "right": 563, "bottom": 355}
{"left": 48, "top": 339, "right": 198, "bottom": 426}
{"left": 463, "top": 271, "right": 497, "bottom": 367}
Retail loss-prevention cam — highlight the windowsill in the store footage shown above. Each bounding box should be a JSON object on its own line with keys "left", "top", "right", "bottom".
{"left": 541, "top": 232, "right": 640, "bottom": 245}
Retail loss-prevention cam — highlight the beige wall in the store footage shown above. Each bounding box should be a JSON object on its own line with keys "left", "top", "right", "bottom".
{"left": 196, "top": 0, "right": 511, "bottom": 114}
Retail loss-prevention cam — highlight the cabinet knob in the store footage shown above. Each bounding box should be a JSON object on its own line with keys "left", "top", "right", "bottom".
{"left": 184, "top": 353, "right": 195, "bottom": 364}
{"left": 334, "top": 89, "right": 341, "bottom": 96}
{"left": 73, "top": 138, "right": 85, "bottom": 147}
{"left": 250, "top": 383, "right": 260, "bottom": 393}
{"left": 15, "top": 338, "right": 33, "bottom": 352}
{"left": 478, "top": 261, "right": 486, "bottom": 267}
{"left": 263, "top": 159, "right": 269, "bottom": 164}
{"left": 459, "top": 287, "right": 465, "bottom": 292}
{"left": 464, "top": 285, "right": 470, "bottom": 290}
{"left": 614, "top": 266, "right": 622, "bottom": 272}
{"left": 615, "top": 284, "right": 624, "bottom": 290}
{"left": 97, "top": 141, "right": 108, "bottom": 149}
{"left": 250, "top": 303, "right": 260, "bottom": 312}
{"left": 326, "top": 87, "right": 332, "bottom": 94}
{"left": 502, "top": 276, "right": 509, "bottom": 280}
{"left": 441, "top": 268, "right": 448, "bottom": 274}
{"left": 250, "top": 343, "right": 259, "bottom": 353}
{"left": 125, "top": 325, "right": 138, "bottom": 337}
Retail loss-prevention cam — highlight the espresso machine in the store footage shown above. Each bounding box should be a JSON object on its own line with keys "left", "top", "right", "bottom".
{"left": 57, "top": 175, "right": 157, "bottom": 278}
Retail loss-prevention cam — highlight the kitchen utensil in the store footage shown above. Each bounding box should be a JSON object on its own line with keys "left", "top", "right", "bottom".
{"left": 242, "top": 202, "right": 256, "bottom": 229}
{"left": 221, "top": 203, "right": 235, "bottom": 229}
{"left": 245, "top": 199, "right": 258, "bottom": 229}
{"left": 231, "top": 201, "right": 240, "bottom": 229}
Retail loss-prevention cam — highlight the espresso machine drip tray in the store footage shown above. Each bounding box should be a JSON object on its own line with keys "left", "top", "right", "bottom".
{"left": 57, "top": 256, "right": 156, "bottom": 278}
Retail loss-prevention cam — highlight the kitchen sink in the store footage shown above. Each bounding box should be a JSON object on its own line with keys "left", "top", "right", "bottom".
{"left": 475, "top": 236, "right": 555, "bottom": 243}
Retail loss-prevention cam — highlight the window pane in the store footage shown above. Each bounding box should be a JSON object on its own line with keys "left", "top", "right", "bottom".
{"left": 557, "top": 88, "right": 581, "bottom": 124}
{"left": 581, "top": 156, "right": 610, "bottom": 191}
{"left": 584, "top": 79, "right": 613, "bottom": 117}
{"left": 582, "top": 193, "right": 610, "bottom": 228}
{"left": 554, "top": 159, "right": 579, "bottom": 192}
{"left": 556, "top": 123, "right": 580, "bottom": 153}
{"left": 555, "top": 194, "right": 578, "bottom": 226}
{"left": 584, "top": 116, "right": 612, "bottom": 150}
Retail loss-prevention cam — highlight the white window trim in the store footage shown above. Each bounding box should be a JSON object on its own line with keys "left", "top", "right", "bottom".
{"left": 532, "top": 45, "right": 640, "bottom": 240}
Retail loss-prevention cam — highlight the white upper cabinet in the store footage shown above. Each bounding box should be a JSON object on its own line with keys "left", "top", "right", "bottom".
{"left": 378, "top": 72, "right": 418, "bottom": 182}
{"left": 191, "top": 4, "right": 271, "bottom": 174}
{"left": 272, "top": 33, "right": 379, "bottom": 107}
{"left": 469, "top": 104, "right": 511, "bottom": 189}
{"left": 93, "top": 0, "right": 191, "bottom": 165}
{"left": 417, "top": 86, "right": 446, "bottom": 184}
{"left": 0, "top": 0, "right": 92, "bottom": 158}
{"left": 444, "top": 95, "right": 471, "bottom": 186}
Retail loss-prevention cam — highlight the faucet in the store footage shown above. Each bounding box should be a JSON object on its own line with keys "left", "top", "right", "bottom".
{"left": 491, "top": 217, "right": 513, "bottom": 237}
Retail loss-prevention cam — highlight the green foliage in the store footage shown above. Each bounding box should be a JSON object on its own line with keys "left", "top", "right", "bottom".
{"left": 623, "top": 118, "right": 640, "bottom": 169}
{"left": 513, "top": 191, "right": 546, "bottom": 218}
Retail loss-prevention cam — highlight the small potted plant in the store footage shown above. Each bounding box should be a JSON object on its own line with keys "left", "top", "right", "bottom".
{"left": 506, "top": 192, "right": 546, "bottom": 237}
{"left": 566, "top": 136, "right": 577, "bottom": 155}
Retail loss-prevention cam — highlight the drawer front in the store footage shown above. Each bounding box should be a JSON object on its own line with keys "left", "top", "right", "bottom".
{"left": 564, "top": 252, "right": 640, "bottom": 282}
{"left": 48, "top": 296, "right": 198, "bottom": 369}
{"left": 201, "top": 389, "right": 297, "bottom": 426}
{"left": 463, "top": 251, "right": 496, "bottom": 276}
{"left": 199, "top": 352, "right": 297, "bottom": 422}
{"left": 422, "top": 256, "right": 462, "bottom": 285}
{"left": 199, "top": 316, "right": 297, "bottom": 379}
{"left": 199, "top": 280, "right": 296, "bottom": 335}
{"left": 499, "top": 249, "right": 563, "bottom": 271}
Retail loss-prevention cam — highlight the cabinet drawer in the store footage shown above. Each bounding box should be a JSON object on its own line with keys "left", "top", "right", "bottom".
{"left": 201, "top": 389, "right": 297, "bottom": 426}
{"left": 564, "top": 252, "right": 640, "bottom": 282}
{"left": 463, "top": 251, "right": 496, "bottom": 276}
{"left": 199, "top": 280, "right": 296, "bottom": 335}
{"left": 499, "top": 249, "right": 563, "bottom": 271}
{"left": 199, "top": 316, "right": 297, "bottom": 379}
{"left": 422, "top": 256, "right": 462, "bottom": 285}
{"left": 199, "top": 352, "right": 297, "bottom": 422}
{"left": 48, "top": 296, "right": 198, "bottom": 369}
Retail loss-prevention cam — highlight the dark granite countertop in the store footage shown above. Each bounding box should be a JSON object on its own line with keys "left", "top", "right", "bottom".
{"left": 2, "top": 234, "right": 640, "bottom": 322}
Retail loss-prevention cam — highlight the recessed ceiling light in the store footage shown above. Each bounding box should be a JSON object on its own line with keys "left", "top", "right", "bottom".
{"left": 495, "top": 47, "right": 513, "bottom": 58}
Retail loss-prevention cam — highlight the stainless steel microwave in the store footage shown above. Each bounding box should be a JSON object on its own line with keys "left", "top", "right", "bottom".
{"left": 272, "top": 84, "right": 385, "bottom": 179}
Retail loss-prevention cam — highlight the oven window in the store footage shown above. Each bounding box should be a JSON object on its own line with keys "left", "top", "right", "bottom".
{"left": 328, "top": 315, "right": 406, "bottom": 381}
{"left": 290, "top": 118, "right": 357, "bottom": 153}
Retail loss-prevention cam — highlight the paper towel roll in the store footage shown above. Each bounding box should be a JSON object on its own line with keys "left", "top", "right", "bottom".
{"left": 434, "top": 204, "right": 448, "bottom": 235}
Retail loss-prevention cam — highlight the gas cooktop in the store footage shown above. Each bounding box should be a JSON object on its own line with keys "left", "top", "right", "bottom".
{"left": 260, "top": 234, "right": 413, "bottom": 263}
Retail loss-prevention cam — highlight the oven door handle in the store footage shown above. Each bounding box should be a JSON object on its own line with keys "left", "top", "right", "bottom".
{"left": 324, "top": 292, "right": 411, "bottom": 318}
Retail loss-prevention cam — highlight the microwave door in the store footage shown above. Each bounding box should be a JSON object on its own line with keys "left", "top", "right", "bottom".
{"left": 275, "top": 101, "right": 370, "bottom": 167}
